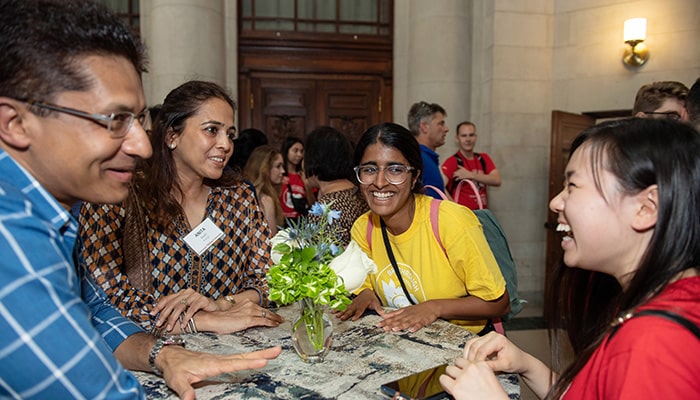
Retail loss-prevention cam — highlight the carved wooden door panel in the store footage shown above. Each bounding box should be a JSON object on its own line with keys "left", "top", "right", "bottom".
{"left": 251, "top": 78, "right": 316, "bottom": 150}
{"left": 245, "top": 75, "right": 387, "bottom": 149}
{"left": 317, "top": 79, "right": 381, "bottom": 145}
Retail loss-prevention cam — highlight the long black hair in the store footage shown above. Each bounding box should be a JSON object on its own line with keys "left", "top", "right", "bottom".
{"left": 281, "top": 136, "right": 304, "bottom": 174}
{"left": 546, "top": 118, "right": 700, "bottom": 398}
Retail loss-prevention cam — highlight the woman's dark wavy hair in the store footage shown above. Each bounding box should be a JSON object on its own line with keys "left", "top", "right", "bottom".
{"left": 0, "top": 0, "right": 146, "bottom": 103}
{"left": 281, "top": 136, "right": 304, "bottom": 174}
{"left": 545, "top": 118, "right": 700, "bottom": 399}
{"left": 304, "top": 126, "right": 355, "bottom": 182}
{"left": 353, "top": 123, "right": 424, "bottom": 194}
{"left": 138, "top": 80, "right": 238, "bottom": 226}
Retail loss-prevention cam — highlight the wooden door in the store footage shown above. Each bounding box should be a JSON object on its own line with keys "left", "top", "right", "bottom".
{"left": 317, "top": 79, "right": 382, "bottom": 145}
{"left": 243, "top": 75, "right": 387, "bottom": 149}
{"left": 250, "top": 77, "right": 316, "bottom": 150}
{"left": 544, "top": 111, "right": 595, "bottom": 286}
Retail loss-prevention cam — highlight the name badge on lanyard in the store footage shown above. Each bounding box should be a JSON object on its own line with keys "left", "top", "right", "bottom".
{"left": 183, "top": 218, "right": 225, "bottom": 255}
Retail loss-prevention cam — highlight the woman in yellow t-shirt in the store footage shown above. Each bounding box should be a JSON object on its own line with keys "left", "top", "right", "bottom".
{"left": 335, "top": 122, "right": 509, "bottom": 335}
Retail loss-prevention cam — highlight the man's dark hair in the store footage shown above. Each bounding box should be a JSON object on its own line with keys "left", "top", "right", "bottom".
{"left": 0, "top": 0, "right": 147, "bottom": 103}
{"left": 686, "top": 78, "right": 700, "bottom": 129}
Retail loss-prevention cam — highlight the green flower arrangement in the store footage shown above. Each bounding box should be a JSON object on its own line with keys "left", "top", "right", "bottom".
{"left": 267, "top": 202, "right": 352, "bottom": 311}
{"left": 267, "top": 202, "right": 377, "bottom": 356}
{"left": 267, "top": 202, "right": 350, "bottom": 354}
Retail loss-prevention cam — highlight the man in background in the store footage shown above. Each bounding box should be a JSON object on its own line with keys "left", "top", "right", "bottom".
{"left": 0, "top": 1, "right": 279, "bottom": 398}
{"left": 441, "top": 121, "right": 501, "bottom": 210}
{"left": 407, "top": 101, "right": 449, "bottom": 199}
{"left": 632, "top": 80, "right": 689, "bottom": 121}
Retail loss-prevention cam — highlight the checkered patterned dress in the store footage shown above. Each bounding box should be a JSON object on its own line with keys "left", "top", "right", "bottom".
{"left": 79, "top": 183, "right": 271, "bottom": 332}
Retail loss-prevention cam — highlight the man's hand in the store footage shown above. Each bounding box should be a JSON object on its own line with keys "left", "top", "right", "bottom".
{"left": 158, "top": 345, "right": 282, "bottom": 400}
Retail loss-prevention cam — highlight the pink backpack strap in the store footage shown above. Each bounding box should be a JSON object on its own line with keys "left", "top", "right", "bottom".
{"left": 430, "top": 199, "right": 446, "bottom": 256}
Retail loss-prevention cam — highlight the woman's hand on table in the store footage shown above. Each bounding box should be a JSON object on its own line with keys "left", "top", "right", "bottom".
{"left": 375, "top": 302, "right": 439, "bottom": 333}
{"left": 463, "top": 331, "right": 555, "bottom": 398}
{"left": 158, "top": 345, "right": 282, "bottom": 400}
{"left": 439, "top": 332, "right": 519, "bottom": 400}
{"left": 462, "top": 331, "right": 524, "bottom": 373}
{"left": 333, "top": 288, "right": 386, "bottom": 321}
{"left": 151, "top": 289, "right": 220, "bottom": 333}
{"left": 196, "top": 298, "right": 284, "bottom": 334}
{"left": 439, "top": 357, "right": 509, "bottom": 400}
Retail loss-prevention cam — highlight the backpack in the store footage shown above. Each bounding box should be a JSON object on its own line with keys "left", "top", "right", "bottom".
{"left": 365, "top": 190, "right": 524, "bottom": 322}
{"left": 447, "top": 152, "right": 486, "bottom": 194}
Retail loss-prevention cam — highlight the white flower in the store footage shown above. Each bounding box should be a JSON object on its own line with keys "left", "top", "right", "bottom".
{"left": 329, "top": 240, "right": 378, "bottom": 292}
{"left": 269, "top": 228, "right": 302, "bottom": 263}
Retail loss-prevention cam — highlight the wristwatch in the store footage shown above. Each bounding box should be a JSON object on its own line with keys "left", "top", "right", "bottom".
{"left": 148, "top": 335, "right": 186, "bottom": 376}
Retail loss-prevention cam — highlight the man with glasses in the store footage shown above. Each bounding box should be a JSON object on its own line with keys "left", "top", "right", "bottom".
{"left": 0, "top": 1, "right": 280, "bottom": 399}
{"left": 407, "top": 101, "right": 450, "bottom": 199}
{"left": 632, "top": 80, "right": 689, "bottom": 121}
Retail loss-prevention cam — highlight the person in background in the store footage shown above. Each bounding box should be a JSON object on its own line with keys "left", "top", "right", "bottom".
{"left": 304, "top": 126, "right": 369, "bottom": 246}
{"left": 632, "top": 80, "right": 689, "bottom": 121}
{"left": 441, "top": 121, "right": 501, "bottom": 210}
{"left": 336, "top": 123, "right": 508, "bottom": 335}
{"left": 440, "top": 118, "right": 700, "bottom": 399}
{"left": 80, "top": 80, "right": 283, "bottom": 337}
{"left": 244, "top": 145, "right": 285, "bottom": 235}
{"left": 0, "top": 1, "right": 280, "bottom": 398}
{"left": 407, "top": 101, "right": 450, "bottom": 199}
{"left": 279, "top": 136, "right": 315, "bottom": 221}
{"left": 686, "top": 77, "right": 700, "bottom": 131}
{"left": 227, "top": 127, "right": 268, "bottom": 172}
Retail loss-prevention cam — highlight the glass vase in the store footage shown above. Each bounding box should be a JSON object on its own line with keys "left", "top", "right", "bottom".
{"left": 291, "top": 297, "right": 333, "bottom": 363}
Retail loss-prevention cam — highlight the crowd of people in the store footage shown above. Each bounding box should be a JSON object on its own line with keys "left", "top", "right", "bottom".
{"left": 2, "top": 1, "right": 700, "bottom": 399}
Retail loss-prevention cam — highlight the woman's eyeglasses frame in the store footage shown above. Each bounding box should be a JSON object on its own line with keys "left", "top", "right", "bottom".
{"left": 354, "top": 164, "right": 416, "bottom": 185}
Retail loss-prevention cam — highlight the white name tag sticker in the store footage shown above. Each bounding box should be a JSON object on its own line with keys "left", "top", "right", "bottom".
{"left": 182, "top": 218, "right": 225, "bottom": 255}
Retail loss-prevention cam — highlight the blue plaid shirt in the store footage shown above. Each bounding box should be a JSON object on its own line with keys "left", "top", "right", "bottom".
{"left": 0, "top": 149, "right": 146, "bottom": 399}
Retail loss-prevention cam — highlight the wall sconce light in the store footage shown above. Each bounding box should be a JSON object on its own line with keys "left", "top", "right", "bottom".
{"left": 623, "top": 18, "right": 649, "bottom": 67}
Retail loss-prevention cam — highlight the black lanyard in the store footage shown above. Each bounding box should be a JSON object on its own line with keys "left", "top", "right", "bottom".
{"left": 379, "top": 218, "right": 417, "bottom": 305}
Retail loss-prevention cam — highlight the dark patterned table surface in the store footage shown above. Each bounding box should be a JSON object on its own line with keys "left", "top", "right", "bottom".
{"left": 133, "top": 307, "right": 520, "bottom": 399}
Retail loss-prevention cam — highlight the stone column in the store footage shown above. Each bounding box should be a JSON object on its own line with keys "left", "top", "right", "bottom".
{"left": 394, "top": 0, "right": 471, "bottom": 149}
{"left": 140, "top": 0, "right": 227, "bottom": 105}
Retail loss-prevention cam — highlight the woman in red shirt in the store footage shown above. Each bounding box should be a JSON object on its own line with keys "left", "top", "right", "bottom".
{"left": 279, "top": 136, "right": 315, "bottom": 222}
{"left": 441, "top": 118, "right": 700, "bottom": 399}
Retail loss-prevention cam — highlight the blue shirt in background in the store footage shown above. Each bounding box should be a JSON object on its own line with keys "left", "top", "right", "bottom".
{"left": 420, "top": 144, "right": 446, "bottom": 199}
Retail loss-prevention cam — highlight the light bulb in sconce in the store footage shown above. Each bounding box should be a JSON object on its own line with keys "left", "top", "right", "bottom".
{"left": 623, "top": 18, "right": 649, "bottom": 67}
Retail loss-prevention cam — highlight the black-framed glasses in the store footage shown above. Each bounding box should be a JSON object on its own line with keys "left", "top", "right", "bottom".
{"left": 19, "top": 98, "right": 149, "bottom": 138}
{"left": 643, "top": 111, "right": 682, "bottom": 120}
{"left": 354, "top": 164, "right": 415, "bottom": 185}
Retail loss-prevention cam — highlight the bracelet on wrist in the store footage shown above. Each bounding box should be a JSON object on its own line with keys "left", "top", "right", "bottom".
{"left": 148, "top": 335, "right": 185, "bottom": 376}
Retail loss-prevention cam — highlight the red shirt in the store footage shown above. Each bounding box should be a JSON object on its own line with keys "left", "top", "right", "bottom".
{"left": 440, "top": 152, "right": 496, "bottom": 210}
{"left": 279, "top": 172, "right": 306, "bottom": 218}
{"left": 563, "top": 276, "right": 700, "bottom": 399}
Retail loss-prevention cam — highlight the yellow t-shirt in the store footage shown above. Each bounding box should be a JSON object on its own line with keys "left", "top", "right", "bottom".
{"left": 350, "top": 194, "right": 506, "bottom": 334}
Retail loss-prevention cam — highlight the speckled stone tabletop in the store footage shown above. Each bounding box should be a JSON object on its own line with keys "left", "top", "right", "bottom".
{"left": 133, "top": 307, "right": 520, "bottom": 399}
